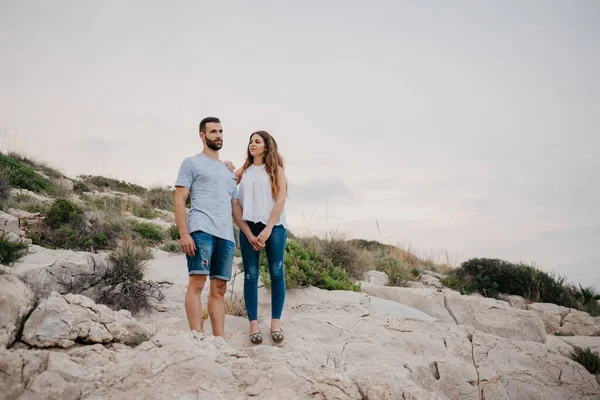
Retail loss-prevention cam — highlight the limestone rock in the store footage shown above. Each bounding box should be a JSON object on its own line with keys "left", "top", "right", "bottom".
{"left": 364, "top": 270, "right": 389, "bottom": 286}
{"left": 473, "top": 331, "right": 600, "bottom": 399}
{"left": 361, "top": 284, "right": 455, "bottom": 323}
{"left": 560, "top": 336, "right": 600, "bottom": 355}
{"left": 444, "top": 292, "right": 547, "bottom": 342}
{"left": 0, "top": 211, "right": 21, "bottom": 237}
{"left": 420, "top": 270, "right": 445, "bottom": 289}
{"left": 0, "top": 274, "right": 35, "bottom": 347}
{"left": 497, "top": 293, "right": 528, "bottom": 310}
{"left": 16, "top": 246, "right": 109, "bottom": 299}
{"left": 21, "top": 292, "right": 154, "bottom": 348}
{"left": 528, "top": 303, "right": 600, "bottom": 336}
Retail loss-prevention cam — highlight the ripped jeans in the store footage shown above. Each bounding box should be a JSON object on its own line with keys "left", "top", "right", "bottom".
{"left": 239, "top": 222, "right": 286, "bottom": 321}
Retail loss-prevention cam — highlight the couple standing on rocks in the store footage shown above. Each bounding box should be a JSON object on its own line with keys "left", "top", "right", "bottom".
{"left": 174, "top": 117, "right": 287, "bottom": 347}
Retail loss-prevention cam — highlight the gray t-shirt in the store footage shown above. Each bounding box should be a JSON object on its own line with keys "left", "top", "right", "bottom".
{"left": 175, "top": 153, "right": 239, "bottom": 243}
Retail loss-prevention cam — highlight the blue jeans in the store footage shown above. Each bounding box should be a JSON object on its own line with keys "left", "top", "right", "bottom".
{"left": 239, "top": 222, "right": 286, "bottom": 321}
{"left": 186, "top": 231, "right": 234, "bottom": 281}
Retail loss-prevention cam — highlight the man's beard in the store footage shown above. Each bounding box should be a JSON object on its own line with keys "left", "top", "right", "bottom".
{"left": 205, "top": 137, "right": 222, "bottom": 151}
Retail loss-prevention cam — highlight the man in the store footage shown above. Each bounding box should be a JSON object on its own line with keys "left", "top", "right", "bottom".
{"left": 174, "top": 117, "right": 258, "bottom": 337}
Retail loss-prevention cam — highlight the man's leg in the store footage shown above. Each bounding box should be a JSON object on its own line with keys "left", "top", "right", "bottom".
{"left": 208, "top": 278, "right": 227, "bottom": 337}
{"left": 208, "top": 237, "right": 235, "bottom": 337}
{"left": 184, "top": 231, "right": 212, "bottom": 332}
{"left": 185, "top": 275, "right": 207, "bottom": 332}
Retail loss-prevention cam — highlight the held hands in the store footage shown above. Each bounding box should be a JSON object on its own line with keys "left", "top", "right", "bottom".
{"left": 256, "top": 226, "right": 272, "bottom": 247}
{"left": 247, "top": 233, "right": 264, "bottom": 252}
{"left": 180, "top": 233, "right": 197, "bottom": 256}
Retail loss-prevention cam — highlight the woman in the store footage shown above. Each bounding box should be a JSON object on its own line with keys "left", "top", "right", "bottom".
{"left": 235, "top": 131, "right": 287, "bottom": 346}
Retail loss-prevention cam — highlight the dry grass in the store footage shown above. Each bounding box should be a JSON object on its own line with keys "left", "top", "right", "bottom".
{"left": 298, "top": 232, "right": 371, "bottom": 280}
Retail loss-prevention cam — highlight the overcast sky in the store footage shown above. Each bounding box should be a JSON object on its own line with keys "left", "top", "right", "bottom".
{"left": 1, "top": 1, "right": 598, "bottom": 288}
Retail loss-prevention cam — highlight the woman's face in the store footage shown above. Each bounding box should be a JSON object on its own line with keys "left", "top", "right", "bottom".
{"left": 248, "top": 134, "right": 266, "bottom": 158}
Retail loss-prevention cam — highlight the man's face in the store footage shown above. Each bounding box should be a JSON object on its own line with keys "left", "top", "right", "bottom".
{"left": 202, "top": 122, "right": 223, "bottom": 151}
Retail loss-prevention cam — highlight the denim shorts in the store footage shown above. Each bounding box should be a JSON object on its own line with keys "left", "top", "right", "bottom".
{"left": 186, "top": 231, "right": 235, "bottom": 281}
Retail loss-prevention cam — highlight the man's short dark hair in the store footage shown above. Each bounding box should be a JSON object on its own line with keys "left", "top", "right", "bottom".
{"left": 199, "top": 117, "right": 221, "bottom": 133}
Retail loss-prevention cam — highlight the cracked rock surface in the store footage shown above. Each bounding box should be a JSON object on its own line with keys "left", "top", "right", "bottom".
{"left": 3, "top": 249, "right": 600, "bottom": 400}
{"left": 17, "top": 246, "right": 109, "bottom": 299}
{"left": 21, "top": 292, "right": 155, "bottom": 348}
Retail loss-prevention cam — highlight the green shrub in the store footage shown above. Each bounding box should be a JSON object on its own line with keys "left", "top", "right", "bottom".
{"left": 577, "top": 285, "right": 600, "bottom": 317}
{"left": 0, "top": 235, "right": 28, "bottom": 265}
{"left": 131, "top": 221, "right": 165, "bottom": 243}
{"left": 72, "top": 180, "right": 91, "bottom": 194}
{"left": 46, "top": 199, "right": 84, "bottom": 229}
{"left": 445, "top": 258, "right": 600, "bottom": 316}
{"left": 84, "top": 231, "right": 110, "bottom": 249}
{"left": 306, "top": 235, "right": 368, "bottom": 280}
{"left": 168, "top": 224, "right": 180, "bottom": 240}
{"left": 146, "top": 187, "right": 174, "bottom": 211}
{"left": 106, "top": 240, "right": 152, "bottom": 282}
{"left": 160, "top": 240, "right": 181, "bottom": 253}
{"left": 258, "top": 240, "right": 360, "bottom": 292}
{"left": 451, "top": 258, "right": 579, "bottom": 308}
{"left": 132, "top": 203, "right": 156, "bottom": 219}
{"left": 7, "top": 152, "right": 62, "bottom": 180}
{"left": 52, "top": 226, "right": 79, "bottom": 248}
{"left": 0, "top": 153, "right": 52, "bottom": 193}
{"left": 440, "top": 275, "right": 468, "bottom": 294}
{"left": 572, "top": 347, "right": 600, "bottom": 375}
{"left": 96, "top": 240, "right": 153, "bottom": 313}
{"left": 0, "top": 168, "right": 11, "bottom": 203}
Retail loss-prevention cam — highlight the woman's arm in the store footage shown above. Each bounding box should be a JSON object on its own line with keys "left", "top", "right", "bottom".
{"left": 257, "top": 167, "right": 287, "bottom": 244}
{"left": 234, "top": 167, "right": 243, "bottom": 185}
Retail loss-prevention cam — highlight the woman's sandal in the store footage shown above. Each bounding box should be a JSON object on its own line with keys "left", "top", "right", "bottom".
{"left": 271, "top": 329, "right": 284, "bottom": 347}
{"left": 249, "top": 331, "right": 263, "bottom": 345}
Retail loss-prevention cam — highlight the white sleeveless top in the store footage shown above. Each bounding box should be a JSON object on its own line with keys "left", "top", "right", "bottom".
{"left": 239, "top": 164, "right": 286, "bottom": 227}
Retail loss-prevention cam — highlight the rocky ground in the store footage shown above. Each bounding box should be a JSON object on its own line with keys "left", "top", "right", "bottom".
{"left": 2, "top": 241, "right": 600, "bottom": 400}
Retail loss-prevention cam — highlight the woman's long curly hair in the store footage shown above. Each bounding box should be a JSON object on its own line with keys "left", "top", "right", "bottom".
{"left": 242, "top": 131, "right": 286, "bottom": 199}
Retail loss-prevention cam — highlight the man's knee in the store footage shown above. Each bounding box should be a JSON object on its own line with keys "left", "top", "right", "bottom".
{"left": 210, "top": 279, "right": 227, "bottom": 297}
{"left": 188, "top": 275, "right": 207, "bottom": 293}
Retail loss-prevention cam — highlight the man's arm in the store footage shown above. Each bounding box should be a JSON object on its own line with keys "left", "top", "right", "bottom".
{"left": 174, "top": 186, "right": 196, "bottom": 256}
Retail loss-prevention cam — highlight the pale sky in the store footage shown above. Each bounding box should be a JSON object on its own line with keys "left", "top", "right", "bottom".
{"left": 1, "top": 1, "right": 599, "bottom": 288}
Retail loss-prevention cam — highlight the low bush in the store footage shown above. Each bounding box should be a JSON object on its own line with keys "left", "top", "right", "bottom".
{"left": 448, "top": 258, "right": 579, "bottom": 308}
{"left": 46, "top": 199, "right": 85, "bottom": 229}
{"left": 72, "top": 180, "right": 91, "bottom": 194}
{"left": 375, "top": 256, "right": 409, "bottom": 287}
{"left": 0, "top": 168, "right": 11, "bottom": 203}
{"left": 131, "top": 221, "right": 165, "bottom": 244}
{"left": 572, "top": 347, "right": 600, "bottom": 375}
{"left": 168, "top": 224, "right": 180, "bottom": 240}
{"left": 7, "top": 152, "right": 62, "bottom": 180}
{"left": 302, "top": 234, "right": 369, "bottom": 280}
{"left": 132, "top": 203, "right": 156, "bottom": 219}
{"left": 259, "top": 240, "right": 360, "bottom": 292}
{"left": 0, "top": 235, "right": 28, "bottom": 265}
{"left": 96, "top": 240, "right": 153, "bottom": 313}
{"left": 146, "top": 187, "right": 174, "bottom": 211}
{"left": 160, "top": 240, "right": 180, "bottom": 253}
{"left": 0, "top": 153, "right": 52, "bottom": 193}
